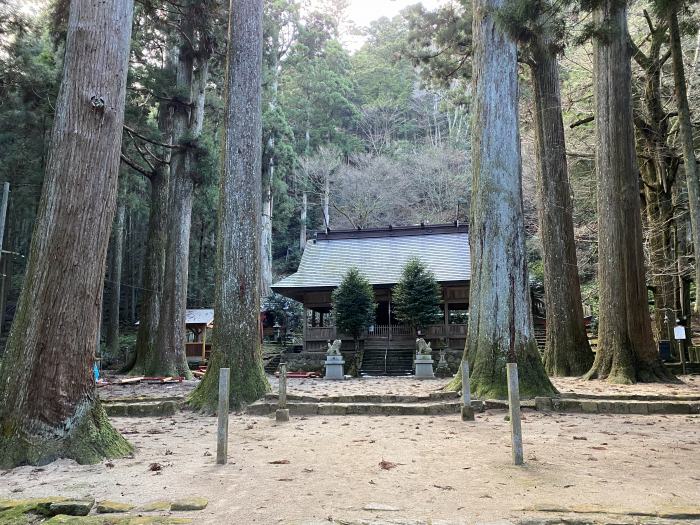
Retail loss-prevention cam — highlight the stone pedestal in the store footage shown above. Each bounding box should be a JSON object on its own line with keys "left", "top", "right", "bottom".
{"left": 414, "top": 358, "right": 434, "bottom": 378}
{"left": 275, "top": 408, "right": 290, "bottom": 422}
{"left": 324, "top": 355, "right": 345, "bottom": 380}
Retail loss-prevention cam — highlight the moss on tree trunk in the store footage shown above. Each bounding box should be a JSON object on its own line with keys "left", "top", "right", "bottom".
{"left": 0, "top": 401, "right": 131, "bottom": 469}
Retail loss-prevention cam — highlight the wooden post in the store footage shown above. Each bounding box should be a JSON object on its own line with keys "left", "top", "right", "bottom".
{"left": 461, "top": 360, "right": 474, "bottom": 421}
{"left": 507, "top": 363, "right": 524, "bottom": 465}
{"left": 279, "top": 363, "right": 287, "bottom": 408}
{"left": 216, "top": 368, "right": 230, "bottom": 465}
{"left": 201, "top": 326, "right": 208, "bottom": 361}
{"left": 275, "top": 363, "right": 290, "bottom": 422}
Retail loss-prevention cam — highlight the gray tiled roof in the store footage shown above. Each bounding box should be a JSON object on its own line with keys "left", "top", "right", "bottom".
{"left": 273, "top": 229, "right": 470, "bottom": 292}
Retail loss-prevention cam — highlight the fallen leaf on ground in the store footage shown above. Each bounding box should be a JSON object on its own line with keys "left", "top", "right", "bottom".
{"left": 269, "top": 459, "right": 290, "bottom": 464}
{"left": 148, "top": 462, "right": 162, "bottom": 471}
{"left": 379, "top": 459, "right": 398, "bottom": 470}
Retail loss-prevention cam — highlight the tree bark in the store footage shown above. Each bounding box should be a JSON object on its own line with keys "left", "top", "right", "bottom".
{"left": 529, "top": 37, "right": 594, "bottom": 376}
{"left": 189, "top": 0, "right": 269, "bottom": 412}
{"left": 585, "top": 0, "right": 673, "bottom": 383}
{"left": 323, "top": 172, "right": 330, "bottom": 229}
{"left": 448, "top": 0, "right": 556, "bottom": 399}
{"left": 300, "top": 192, "right": 307, "bottom": 251}
{"left": 151, "top": 19, "right": 210, "bottom": 379}
{"left": 106, "top": 198, "right": 126, "bottom": 359}
{"left": 0, "top": 0, "right": 133, "bottom": 468}
{"left": 261, "top": 178, "right": 273, "bottom": 298}
{"left": 261, "top": 22, "right": 280, "bottom": 299}
{"left": 631, "top": 23, "right": 678, "bottom": 346}
{"left": 669, "top": 9, "right": 700, "bottom": 314}
{"left": 128, "top": 171, "right": 169, "bottom": 374}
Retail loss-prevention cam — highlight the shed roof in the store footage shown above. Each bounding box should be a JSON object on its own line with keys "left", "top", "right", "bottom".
{"left": 272, "top": 224, "right": 470, "bottom": 298}
{"left": 185, "top": 309, "right": 214, "bottom": 327}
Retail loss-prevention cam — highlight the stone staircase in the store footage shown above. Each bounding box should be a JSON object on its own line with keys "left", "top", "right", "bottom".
{"left": 534, "top": 325, "right": 546, "bottom": 350}
{"left": 360, "top": 339, "right": 414, "bottom": 376}
{"left": 264, "top": 353, "right": 281, "bottom": 374}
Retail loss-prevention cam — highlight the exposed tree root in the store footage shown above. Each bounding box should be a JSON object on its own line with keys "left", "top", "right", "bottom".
{"left": 0, "top": 402, "right": 132, "bottom": 469}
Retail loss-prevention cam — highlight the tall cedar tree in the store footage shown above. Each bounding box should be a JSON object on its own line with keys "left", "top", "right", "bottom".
{"left": 408, "top": 0, "right": 591, "bottom": 376}
{"left": 332, "top": 267, "right": 376, "bottom": 356}
{"left": 392, "top": 257, "right": 442, "bottom": 332}
{"left": 448, "top": 0, "right": 556, "bottom": 399}
{"left": 498, "top": 0, "right": 594, "bottom": 375}
{"left": 189, "top": 0, "right": 269, "bottom": 412}
{"left": 629, "top": 13, "right": 679, "bottom": 346}
{"left": 667, "top": 0, "right": 700, "bottom": 315}
{"left": 584, "top": 0, "right": 673, "bottom": 383}
{"left": 0, "top": 0, "right": 134, "bottom": 467}
{"left": 126, "top": 102, "right": 173, "bottom": 374}
{"left": 151, "top": 3, "right": 215, "bottom": 379}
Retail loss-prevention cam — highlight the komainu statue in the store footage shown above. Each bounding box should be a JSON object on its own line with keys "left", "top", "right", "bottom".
{"left": 327, "top": 339, "right": 342, "bottom": 356}
{"left": 416, "top": 338, "right": 432, "bottom": 356}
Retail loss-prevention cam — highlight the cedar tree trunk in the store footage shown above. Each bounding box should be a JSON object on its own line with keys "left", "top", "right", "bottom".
{"left": 151, "top": 23, "right": 210, "bottom": 379}
{"left": 530, "top": 37, "right": 594, "bottom": 376}
{"left": 300, "top": 192, "right": 307, "bottom": 251}
{"left": 189, "top": 0, "right": 269, "bottom": 412}
{"left": 448, "top": 0, "right": 556, "bottom": 399}
{"left": 106, "top": 199, "right": 126, "bottom": 359}
{"left": 261, "top": 163, "right": 274, "bottom": 298}
{"left": 632, "top": 25, "right": 678, "bottom": 344}
{"left": 0, "top": 0, "right": 133, "bottom": 468}
{"left": 669, "top": 9, "right": 700, "bottom": 313}
{"left": 585, "top": 0, "right": 673, "bottom": 383}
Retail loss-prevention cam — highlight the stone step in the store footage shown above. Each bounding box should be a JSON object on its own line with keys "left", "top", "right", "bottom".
{"left": 247, "top": 399, "right": 485, "bottom": 416}
{"left": 559, "top": 392, "right": 700, "bottom": 402}
{"left": 665, "top": 362, "right": 700, "bottom": 374}
{"left": 103, "top": 399, "right": 180, "bottom": 417}
{"left": 249, "top": 393, "right": 699, "bottom": 417}
{"left": 264, "top": 392, "right": 460, "bottom": 404}
{"left": 537, "top": 397, "right": 700, "bottom": 415}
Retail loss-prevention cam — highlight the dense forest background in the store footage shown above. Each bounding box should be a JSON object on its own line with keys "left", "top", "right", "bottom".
{"left": 0, "top": 0, "right": 698, "bottom": 360}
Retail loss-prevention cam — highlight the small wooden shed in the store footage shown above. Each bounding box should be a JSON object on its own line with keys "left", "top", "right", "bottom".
{"left": 185, "top": 309, "right": 214, "bottom": 363}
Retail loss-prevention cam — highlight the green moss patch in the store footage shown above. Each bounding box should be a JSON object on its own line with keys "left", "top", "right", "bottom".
{"left": 45, "top": 517, "right": 192, "bottom": 524}
{"left": 135, "top": 501, "right": 171, "bottom": 513}
{"left": 95, "top": 502, "right": 134, "bottom": 514}
{"left": 170, "top": 498, "right": 207, "bottom": 512}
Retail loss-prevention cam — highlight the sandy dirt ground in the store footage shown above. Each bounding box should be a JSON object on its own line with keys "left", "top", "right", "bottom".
{"left": 552, "top": 375, "right": 700, "bottom": 397}
{"left": 97, "top": 374, "right": 700, "bottom": 401}
{"left": 11, "top": 374, "right": 695, "bottom": 523}
{"left": 1, "top": 409, "right": 698, "bottom": 524}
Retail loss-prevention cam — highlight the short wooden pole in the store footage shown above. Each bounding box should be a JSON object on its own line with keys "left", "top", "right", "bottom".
{"left": 507, "top": 362, "right": 523, "bottom": 465}
{"left": 275, "top": 363, "right": 290, "bottom": 422}
{"left": 461, "top": 360, "right": 474, "bottom": 421}
{"left": 216, "top": 368, "right": 230, "bottom": 465}
{"left": 279, "top": 363, "right": 287, "bottom": 408}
